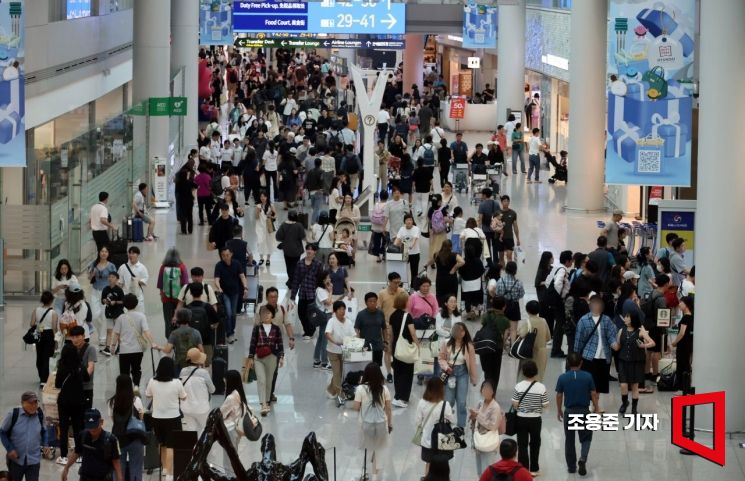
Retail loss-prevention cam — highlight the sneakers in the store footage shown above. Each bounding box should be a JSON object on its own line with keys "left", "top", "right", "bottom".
{"left": 55, "top": 456, "right": 68, "bottom": 465}
{"left": 100, "top": 347, "right": 112, "bottom": 356}
{"left": 530, "top": 471, "right": 541, "bottom": 477}
{"left": 578, "top": 460, "right": 587, "bottom": 476}
{"left": 321, "top": 363, "right": 332, "bottom": 371}
{"left": 391, "top": 399, "right": 408, "bottom": 408}
{"left": 302, "top": 335, "right": 312, "bottom": 341}
{"left": 386, "top": 373, "right": 393, "bottom": 384}
{"left": 313, "top": 361, "right": 322, "bottom": 369}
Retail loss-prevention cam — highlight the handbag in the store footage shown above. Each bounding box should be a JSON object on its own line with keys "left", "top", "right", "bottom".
{"left": 24, "top": 308, "right": 52, "bottom": 345}
{"left": 641, "top": 66, "right": 668, "bottom": 100}
{"left": 505, "top": 381, "right": 536, "bottom": 436}
{"left": 509, "top": 318, "right": 537, "bottom": 360}
{"left": 126, "top": 413, "right": 148, "bottom": 443}
{"left": 241, "top": 404, "right": 263, "bottom": 441}
{"left": 473, "top": 424, "right": 500, "bottom": 452}
{"left": 412, "top": 403, "right": 437, "bottom": 446}
{"left": 431, "top": 400, "right": 467, "bottom": 451}
{"left": 307, "top": 303, "right": 332, "bottom": 328}
{"left": 241, "top": 365, "right": 257, "bottom": 384}
{"left": 394, "top": 313, "right": 419, "bottom": 364}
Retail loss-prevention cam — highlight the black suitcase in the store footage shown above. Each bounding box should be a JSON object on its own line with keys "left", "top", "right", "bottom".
{"left": 143, "top": 430, "right": 160, "bottom": 471}
{"left": 212, "top": 345, "right": 228, "bottom": 395}
{"left": 121, "top": 218, "right": 133, "bottom": 241}
{"left": 297, "top": 212, "right": 309, "bottom": 229}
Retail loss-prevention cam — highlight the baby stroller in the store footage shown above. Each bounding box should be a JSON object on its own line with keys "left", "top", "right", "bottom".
{"left": 387, "top": 155, "right": 402, "bottom": 192}
{"left": 486, "top": 164, "right": 502, "bottom": 195}
{"left": 453, "top": 163, "right": 469, "bottom": 193}
{"left": 341, "top": 370, "right": 364, "bottom": 401}
{"left": 332, "top": 217, "right": 358, "bottom": 267}
{"left": 470, "top": 163, "right": 489, "bottom": 204}
{"left": 547, "top": 150, "right": 568, "bottom": 184}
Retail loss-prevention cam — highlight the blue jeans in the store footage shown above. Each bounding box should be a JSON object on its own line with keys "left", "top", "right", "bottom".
{"left": 8, "top": 461, "right": 40, "bottom": 481}
{"left": 564, "top": 406, "right": 593, "bottom": 469}
{"left": 122, "top": 440, "right": 144, "bottom": 481}
{"left": 528, "top": 154, "right": 540, "bottom": 181}
{"left": 444, "top": 364, "right": 469, "bottom": 428}
{"left": 314, "top": 320, "right": 328, "bottom": 363}
{"left": 222, "top": 292, "right": 240, "bottom": 338}
{"left": 310, "top": 191, "right": 325, "bottom": 224}
{"left": 511, "top": 148, "right": 525, "bottom": 173}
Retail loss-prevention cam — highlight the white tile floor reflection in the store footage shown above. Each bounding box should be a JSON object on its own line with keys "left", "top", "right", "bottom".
{"left": 1, "top": 132, "right": 743, "bottom": 480}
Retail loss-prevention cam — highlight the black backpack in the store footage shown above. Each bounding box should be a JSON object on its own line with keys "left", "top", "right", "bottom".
{"left": 345, "top": 154, "right": 360, "bottom": 174}
{"left": 211, "top": 175, "right": 224, "bottom": 197}
{"left": 473, "top": 323, "right": 501, "bottom": 355}
{"left": 488, "top": 466, "right": 523, "bottom": 481}
{"left": 4, "top": 407, "right": 44, "bottom": 441}
{"left": 188, "top": 304, "right": 210, "bottom": 339}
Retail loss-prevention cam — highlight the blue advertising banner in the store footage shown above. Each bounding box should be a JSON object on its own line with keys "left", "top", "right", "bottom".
{"left": 67, "top": 0, "right": 92, "bottom": 19}
{"left": 0, "top": 1, "right": 25, "bottom": 167}
{"left": 200, "top": 0, "right": 233, "bottom": 45}
{"left": 606, "top": 0, "right": 695, "bottom": 186}
{"left": 233, "top": 0, "right": 405, "bottom": 34}
{"left": 462, "top": 3, "right": 497, "bottom": 49}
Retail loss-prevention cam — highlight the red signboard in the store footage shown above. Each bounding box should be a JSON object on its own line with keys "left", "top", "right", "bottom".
{"left": 449, "top": 96, "right": 466, "bottom": 119}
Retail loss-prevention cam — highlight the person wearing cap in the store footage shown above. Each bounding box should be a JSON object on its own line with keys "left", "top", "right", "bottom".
{"left": 601, "top": 210, "right": 624, "bottom": 251}
{"left": 623, "top": 270, "right": 640, "bottom": 287}
{"left": 62, "top": 409, "right": 123, "bottom": 481}
{"left": 179, "top": 348, "right": 215, "bottom": 434}
{"left": 59, "top": 283, "right": 91, "bottom": 341}
{"left": 208, "top": 202, "right": 236, "bottom": 255}
{"left": 289, "top": 243, "right": 324, "bottom": 340}
{"left": 0, "top": 392, "right": 48, "bottom": 481}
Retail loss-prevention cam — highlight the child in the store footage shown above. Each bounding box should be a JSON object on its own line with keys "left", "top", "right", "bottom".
{"left": 101, "top": 272, "right": 125, "bottom": 355}
{"left": 336, "top": 228, "right": 355, "bottom": 256}
{"left": 450, "top": 206, "right": 466, "bottom": 254}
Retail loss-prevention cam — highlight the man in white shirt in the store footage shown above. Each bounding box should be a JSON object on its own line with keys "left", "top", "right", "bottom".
{"left": 90, "top": 191, "right": 115, "bottom": 252}
{"left": 117, "top": 246, "right": 149, "bottom": 313}
{"left": 231, "top": 139, "right": 243, "bottom": 168}
{"left": 430, "top": 121, "right": 446, "bottom": 146}
{"left": 176, "top": 267, "right": 219, "bottom": 310}
{"left": 544, "top": 250, "right": 574, "bottom": 358}
{"left": 527, "top": 128, "right": 543, "bottom": 184}
{"left": 376, "top": 107, "right": 390, "bottom": 143}
{"left": 132, "top": 183, "right": 157, "bottom": 241}
{"left": 209, "top": 132, "right": 222, "bottom": 164}
{"left": 504, "top": 114, "right": 517, "bottom": 154}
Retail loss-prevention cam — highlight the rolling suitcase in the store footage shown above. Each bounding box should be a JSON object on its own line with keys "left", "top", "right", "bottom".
{"left": 121, "top": 218, "right": 133, "bottom": 241}
{"left": 143, "top": 429, "right": 160, "bottom": 471}
{"left": 132, "top": 217, "right": 145, "bottom": 242}
{"left": 212, "top": 345, "right": 228, "bottom": 395}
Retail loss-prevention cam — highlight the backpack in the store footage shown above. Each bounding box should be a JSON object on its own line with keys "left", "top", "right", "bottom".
{"left": 175, "top": 330, "right": 198, "bottom": 369}
{"left": 371, "top": 203, "right": 386, "bottom": 226}
{"left": 488, "top": 465, "right": 523, "bottom": 481}
{"left": 188, "top": 304, "right": 210, "bottom": 339}
{"left": 345, "top": 154, "right": 360, "bottom": 174}
{"left": 315, "top": 132, "right": 327, "bottom": 149}
{"left": 82, "top": 430, "right": 115, "bottom": 462}
{"left": 4, "top": 407, "right": 44, "bottom": 440}
{"left": 640, "top": 291, "right": 661, "bottom": 330}
{"left": 421, "top": 145, "right": 435, "bottom": 166}
{"left": 473, "top": 323, "right": 501, "bottom": 355}
{"left": 430, "top": 208, "right": 447, "bottom": 234}
{"left": 211, "top": 175, "right": 225, "bottom": 197}
{"left": 360, "top": 387, "right": 387, "bottom": 425}
{"left": 328, "top": 131, "right": 343, "bottom": 149}
{"left": 162, "top": 267, "right": 182, "bottom": 299}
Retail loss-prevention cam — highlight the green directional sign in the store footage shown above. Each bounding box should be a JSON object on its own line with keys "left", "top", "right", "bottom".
{"left": 149, "top": 97, "right": 170, "bottom": 116}
{"left": 128, "top": 101, "right": 147, "bottom": 116}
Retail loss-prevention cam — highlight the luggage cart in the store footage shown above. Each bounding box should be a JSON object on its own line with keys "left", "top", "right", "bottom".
{"left": 244, "top": 262, "right": 262, "bottom": 317}
{"left": 486, "top": 165, "right": 502, "bottom": 195}
{"left": 386, "top": 246, "right": 409, "bottom": 289}
{"left": 470, "top": 171, "right": 489, "bottom": 204}
{"left": 453, "top": 163, "right": 469, "bottom": 193}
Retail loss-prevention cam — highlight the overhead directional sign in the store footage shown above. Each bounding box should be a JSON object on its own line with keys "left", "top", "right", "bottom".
{"left": 233, "top": 0, "right": 406, "bottom": 34}
{"left": 234, "top": 36, "right": 405, "bottom": 49}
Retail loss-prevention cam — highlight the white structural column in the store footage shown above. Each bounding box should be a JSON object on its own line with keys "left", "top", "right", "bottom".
{"left": 171, "top": 0, "right": 199, "bottom": 152}
{"left": 402, "top": 34, "right": 424, "bottom": 95}
{"left": 496, "top": 0, "right": 525, "bottom": 125}
{"left": 693, "top": 0, "right": 745, "bottom": 433}
{"left": 133, "top": 0, "right": 171, "bottom": 165}
{"left": 350, "top": 65, "right": 388, "bottom": 197}
{"left": 565, "top": 0, "right": 606, "bottom": 212}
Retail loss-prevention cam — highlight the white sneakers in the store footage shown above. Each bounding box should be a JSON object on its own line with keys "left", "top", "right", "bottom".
{"left": 392, "top": 399, "right": 408, "bottom": 408}
{"left": 55, "top": 456, "right": 67, "bottom": 465}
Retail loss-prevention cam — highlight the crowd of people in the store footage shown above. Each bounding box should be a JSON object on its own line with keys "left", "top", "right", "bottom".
{"left": 0, "top": 44, "right": 696, "bottom": 481}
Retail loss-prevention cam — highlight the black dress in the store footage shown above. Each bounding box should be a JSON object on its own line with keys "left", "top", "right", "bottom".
{"left": 435, "top": 253, "right": 458, "bottom": 305}
{"left": 617, "top": 328, "right": 646, "bottom": 384}
{"left": 675, "top": 314, "right": 693, "bottom": 390}
{"left": 390, "top": 309, "right": 416, "bottom": 402}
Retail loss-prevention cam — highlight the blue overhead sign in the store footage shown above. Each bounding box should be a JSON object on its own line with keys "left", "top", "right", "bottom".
{"left": 233, "top": 0, "right": 405, "bottom": 34}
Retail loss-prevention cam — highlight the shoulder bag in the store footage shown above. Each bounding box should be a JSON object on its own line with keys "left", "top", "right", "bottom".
{"left": 126, "top": 406, "right": 148, "bottom": 443}
{"left": 126, "top": 314, "right": 150, "bottom": 351}
{"left": 578, "top": 315, "right": 602, "bottom": 356}
{"left": 241, "top": 403, "right": 263, "bottom": 441}
{"left": 431, "top": 399, "right": 467, "bottom": 451}
{"left": 505, "top": 381, "right": 536, "bottom": 436}
{"left": 394, "top": 313, "right": 419, "bottom": 364}
{"left": 509, "top": 317, "right": 537, "bottom": 360}
{"left": 24, "top": 308, "right": 52, "bottom": 345}
{"left": 412, "top": 402, "right": 437, "bottom": 446}
{"left": 473, "top": 403, "right": 501, "bottom": 453}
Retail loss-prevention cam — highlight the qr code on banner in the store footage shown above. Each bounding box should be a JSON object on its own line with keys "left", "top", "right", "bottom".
{"left": 637, "top": 149, "right": 662, "bottom": 173}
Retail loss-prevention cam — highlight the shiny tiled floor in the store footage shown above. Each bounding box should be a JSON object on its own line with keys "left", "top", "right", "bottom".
{"left": 1, "top": 132, "right": 743, "bottom": 480}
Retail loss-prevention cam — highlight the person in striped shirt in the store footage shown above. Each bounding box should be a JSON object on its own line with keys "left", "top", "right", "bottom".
{"left": 511, "top": 361, "right": 550, "bottom": 476}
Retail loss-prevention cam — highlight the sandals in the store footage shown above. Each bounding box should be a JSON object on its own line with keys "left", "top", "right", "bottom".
{"left": 260, "top": 404, "right": 270, "bottom": 416}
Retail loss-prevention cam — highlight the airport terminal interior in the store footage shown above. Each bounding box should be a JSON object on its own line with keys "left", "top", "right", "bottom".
{"left": 0, "top": 1, "right": 743, "bottom": 481}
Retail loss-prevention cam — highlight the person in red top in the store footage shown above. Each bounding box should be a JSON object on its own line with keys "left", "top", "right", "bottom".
{"left": 194, "top": 164, "right": 214, "bottom": 226}
{"left": 478, "top": 439, "right": 532, "bottom": 481}
{"left": 156, "top": 248, "right": 189, "bottom": 337}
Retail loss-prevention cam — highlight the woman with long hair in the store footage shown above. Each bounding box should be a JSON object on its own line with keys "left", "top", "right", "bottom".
{"left": 87, "top": 246, "right": 117, "bottom": 348}
{"left": 145, "top": 357, "right": 186, "bottom": 476}
{"left": 255, "top": 190, "right": 276, "bottom": 266}
{"left": 427, "top": 194, "right": 449, "bottom": 267}
{"left": 338, "top": 193, "right": 362, "bottom": 224}
{"left": 671, "top": 296, "right": 694, "bottom": 392}
{"left": 614, "top": 309, "right": 655, "bottom": 414}
{"left": 277, "top": 150, "right": 299, "bottom": 209}
{"left": 54, "top": 344, "right": 88, "bottom": 465}
{"left": 313, "top": 271, "right": 333, "bottom": 369}
{"left": 534, "top": 251, "right": 554, "bottom": 331}
{"left": 433, "top": 240, "right": 464, "bottom": 307}
{"left": 438, "top": 322, "right": 478, "bottom": 428}
{"left": 353, "top": 363, "right": 393, "bottom": 479}
{"left": 636, "top": 246, "right": 656, "bottom": 299}
{"left": 157, "top": 248, "right": 188, "bottom": 337}
{"left": 108, "top": 374, "right": 145, "bottom": 481}
{"left": 221, "top": 370, "right": 251, "bottom": 476}
{"left": 52, "top": 259, "right": 77, "bottom": 314}
{"left": 390, "top": 291, "right": 418, "bottom": 407}
{"left": 30, "top": 291, "right": 58, "bottom": 387}
{"left": 433, "top": 295, "right": 461, "bottom": 379}
{"left": 174, "top": 168, "right": 197, "bottom": 235}
{"left": 495, "top": 262, "right": 526, "bottom": 346}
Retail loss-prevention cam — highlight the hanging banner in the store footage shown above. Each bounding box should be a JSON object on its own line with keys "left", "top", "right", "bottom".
{"left": 605, "top": 0, "right": 695, "bottom": 186}
{"left": 0, "top": 0, "right": 25, "bottom": 167}
{"left": 463, "top": 3, "right": 497, "bottom": 49}
{"left": 200, "top": 0, "right": 233, "bottom": 45}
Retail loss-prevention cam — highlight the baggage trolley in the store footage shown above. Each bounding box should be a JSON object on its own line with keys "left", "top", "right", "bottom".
{"left": 244, "top": 262, "right": 262, "bottom": 316}
{"left": 470, "top": 171, "right": 489, "bottom": 204}
{"left": 453, "top": 163, "right": 469, "bottom": 193}
{"left": 385, "top": 245, "right": 409, "bottom": 289}
{"left": 487, "top": 165, "right": 502, "bottom": 195}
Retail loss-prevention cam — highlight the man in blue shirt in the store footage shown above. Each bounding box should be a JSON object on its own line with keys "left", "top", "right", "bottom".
{"left": 215, "top": 247, "right": 249, "bottom": 344}
{"left": 556, "top": 353, "right": 600, "bottom": 476}
{"left": 0, "top": 392, "right": 48, "bottom": 481}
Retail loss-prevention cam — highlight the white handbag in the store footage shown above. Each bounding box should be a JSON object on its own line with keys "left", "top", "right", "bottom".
{"left": 473, "top": 424, "right": 500, "bottom": 452}
{"left": 394, "top": 313, "right": 419, "bottom": 364}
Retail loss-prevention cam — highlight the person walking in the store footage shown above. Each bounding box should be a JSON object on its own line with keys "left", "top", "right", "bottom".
{"left": 214, "top": 247, "right": 249, "bottom": 344}
{"left": 0, "top": 392, "right": 48, "bottom": 481}
{"left": 671, "top": 295, "right": 694, "bottom": 392}
{"left": 145, "top": 357, "right": 187, "bottom": 476}
{"left": 174, "top": 169, "right": 197, "bottom": 234}
{"left": 544, "top": 250, "right": 573, "bottom": 358}
{"left": 355, "top": 293, "right": 387, "bottom": 368}
{"left": 179, "top": 348, "right": 215, "bottom": 434}
{"left": 89, "top": 192, "right": 115, "bottom": 252}
{"left": 246, "top": 305, "right": 285, "bottom": 416}
{"left": 433, "top": 295, "right": 460, "bottom": 379}
{"left": 155, "top": 309, "right": 204, "bottom": 373}
{"left": 390, "top": 291, "right": 418, "bottom": 407}
{"left": 325, "top": 300, "right": 357, "bottom": 404}
{"left": 52, "top": 259, "right": 77, "bottom": 314}
{"left": 614, "top": 310, "right": 655, "bottom": 414}
{"left": 512, "top": 361, "right": 549, "bottom": 476}
{"left": 438, "top": 322, "right": 478, "bottom": 428}
{"left": 469, "top": 380, "right": 506, "bottom": 476}
{"left": 352, "top": 363, "right": 393, "bottom": 480}
{"left": 110, "top": 294, "right": 155, "bottom": 388}
{"left": 61, "top": 409, "right": 123, "bottom": 481}
{"left": 117, "top": 246, "right": 148, "bottom": 314}
{"left": 517, "top": 301, "right": 550, "bottom": 382}
{"left": 87, "top": 246, "right": 117, "bottom": 348}
{"left": 107, "top": 375, "right": 145, "bottom": 481}
{"left": 394, "top": 214, "right": 422, "bottom": 284}
{"left": 556, "top": 353, "right": 600, "bottom": 476}
{"left": 414, "top": 378, "right": 455, "bottom": 477}
{"left": 378, "top": 273, "right": 406, "bottom": 384}
{"left": 478, "top": 439, "right": 532, "bottom": 481}
{"left": 54, "top": 344, "right": 88, "bottom": 465}
{"left": 477, "top": 297, "right": 510, "bottom": 390}
{"left": 29, "top": 291, "right": 57, "bottom": 388}
{"left": 183, "top": 283, "right": 220, "bottom": 367}
{"left": 157, "top": 248, "right": 189, "bottom": 338}
{"left": 496, "top": 261, "right": 526, "bottom": 347}
{"left": 433, "top": 240, "right": 464, "bottom": 307}
{"left": 255, "top": 191, "right": 277, "bottom": 266}
{"left": 290, "top": 243, "right": 324, "bottom": 340}
{"left": 275, "top": 210, "right": 307, "bottom": 287}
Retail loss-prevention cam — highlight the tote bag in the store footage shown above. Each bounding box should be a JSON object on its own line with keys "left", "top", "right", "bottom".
{"left": 508, "top": 318, "right": 536, "bottom": 360}
{"left": 394, "top": 313, "right": 419, "bottom": 364}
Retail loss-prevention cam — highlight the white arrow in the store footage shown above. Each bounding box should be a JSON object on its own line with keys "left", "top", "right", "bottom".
{"left": 282, "top": 40, "right": 287, "bottom": 47}
{"left": 366, "top": 40, "right": 371, "bottom": 47}
{"left": 324, "top": 41, "right": 330, "bottom": 46}
{"left": 381, "top": 13, "right": 396, "bottom": 30}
